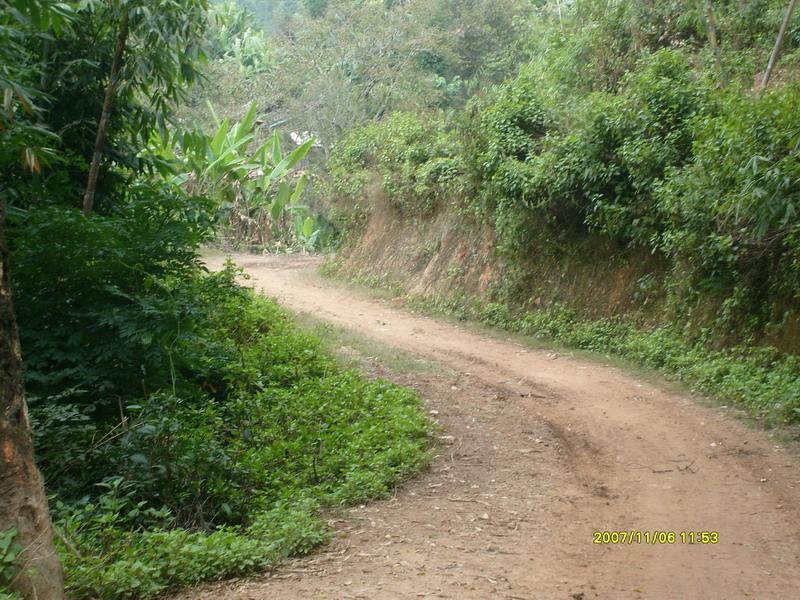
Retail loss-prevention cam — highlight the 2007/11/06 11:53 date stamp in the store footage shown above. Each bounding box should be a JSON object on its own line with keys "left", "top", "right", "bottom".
{"left": 593, "top": 531, "right": 719, "bottom": 545}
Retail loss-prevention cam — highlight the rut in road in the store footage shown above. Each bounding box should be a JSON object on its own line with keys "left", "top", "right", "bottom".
{"left": 174, "top": 253, "right": 800, "bottom": 600}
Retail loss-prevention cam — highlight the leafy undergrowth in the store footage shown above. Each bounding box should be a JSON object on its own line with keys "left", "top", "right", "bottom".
{"left": 412, "top": 295, "right": 800, "bottom": 425}
{"left": 321, "top": 261, "right": 799, "bottom": 425}
{"left": 27, "top": 264, "right": 431, "bottom": 599}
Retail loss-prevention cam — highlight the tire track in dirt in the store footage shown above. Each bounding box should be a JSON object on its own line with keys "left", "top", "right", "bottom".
{"left": 174, "top": 254, "right": 800, "bottom": 600}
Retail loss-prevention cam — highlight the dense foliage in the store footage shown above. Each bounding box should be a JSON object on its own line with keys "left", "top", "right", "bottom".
{"left": 184, "top": 0, "right": 535, "bottom": 146}
{"left": 322, "top": 0, "right": 800, "bottom": 421}
{"left": 42, "top": 267, "right": 429, "bottom": 598}
{"left": 329, "top": 112, "right": 467, "bottom": 216}
{"left": 12, "top": 202, "right": 429, "bottom": 597}
{"left": 2, "top": 1, "right": 430, "bottom": 597}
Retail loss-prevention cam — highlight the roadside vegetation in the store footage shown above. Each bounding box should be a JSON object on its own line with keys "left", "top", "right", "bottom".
{"left": 2, "top": 0, "right": 800, "bottom": 598}
{"left": 320, "top": 1, "right": 800, "bottom": 423}
{"left": 409, "top": 295, "right": 800, "bottom": 425}
{"left": 32, "top": 262, "right": 430, "bottom": 599}
{"left": 1, "top": 1, "right": 429, "bottom": 598}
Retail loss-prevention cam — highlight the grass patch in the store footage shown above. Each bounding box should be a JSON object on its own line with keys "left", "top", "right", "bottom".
{"left": 294, "top": 312, "right": 443, "bottom": 375}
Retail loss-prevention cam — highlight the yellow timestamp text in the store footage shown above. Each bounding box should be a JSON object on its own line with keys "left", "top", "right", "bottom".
{"left": 593, "top": 531, "right": 719, "bottom": 545}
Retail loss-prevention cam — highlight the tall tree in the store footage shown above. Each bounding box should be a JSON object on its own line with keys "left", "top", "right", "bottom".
{"left": 0, "top": 3, "right": 69, "bottom": 597}
{"left": 0, "top": 202, "right": 65, "bottom": 600}
{"left": 80, "top": 0, "right": 209, "bottom": 215}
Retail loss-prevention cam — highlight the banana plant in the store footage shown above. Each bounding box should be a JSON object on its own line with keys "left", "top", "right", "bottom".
{"left": 146, "top": 102, "right": 315, "bottom": 246}
{"left": 295, "top": 214, "right": 321, "bottom": 251}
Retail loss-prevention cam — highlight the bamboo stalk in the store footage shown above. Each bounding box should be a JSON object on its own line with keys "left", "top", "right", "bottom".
{"left": 761, "top": 0, "right": 798, "bottom": 89}
{"left": 704, "top": 1, "right": 726, "bottom": 87}
{"left": 82, "top": 9, "right": 130, "bottom": 215}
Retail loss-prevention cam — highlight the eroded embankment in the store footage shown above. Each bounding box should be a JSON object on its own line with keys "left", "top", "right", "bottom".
{"left": 331, "top": 204, "right": 666, "bottom": 324}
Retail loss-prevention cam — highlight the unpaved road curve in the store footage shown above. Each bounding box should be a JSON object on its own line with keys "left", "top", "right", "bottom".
{"left": 183, "top": 253, "right": 800, "bottom": 600}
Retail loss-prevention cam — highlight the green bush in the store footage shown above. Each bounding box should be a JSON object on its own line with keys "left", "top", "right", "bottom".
{"left": 57, "top": 492, "right": 330, "bottom": 599}
{"left": 13, "top": 188, "right": 214, "bottom": 412}
{"left": 32, "top": 275, "right": 432, "bottom": 598}
{"left": 474, "top": 49, "right": 711, "bottom": 244}
{"left": 655, "top": 84, "right": 800, "bottom": 336}
{"left": 15, "top": 202, "right": 431, "bottom": 598}
{"left": 457, "top": 43, "right": 799, "bottom": 347}
{"left": 330, "top": 112, "right": 466, "bottom": 215}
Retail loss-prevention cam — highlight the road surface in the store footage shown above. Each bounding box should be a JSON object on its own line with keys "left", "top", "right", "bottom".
{"left": 176, "top": 253, "right": 800, "bottom": 600}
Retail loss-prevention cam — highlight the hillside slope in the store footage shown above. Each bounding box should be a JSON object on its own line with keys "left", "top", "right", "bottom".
{"left": 320, "top": 1, "right": 800, "bottom": 423}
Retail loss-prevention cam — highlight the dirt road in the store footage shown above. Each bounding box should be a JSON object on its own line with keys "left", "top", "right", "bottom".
{"left": 181, "top": 253, "right": 800, "bottom": 600}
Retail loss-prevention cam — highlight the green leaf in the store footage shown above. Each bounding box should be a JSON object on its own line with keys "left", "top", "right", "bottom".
{"left": 209, "top": 118, "right": 231, "bottom": 157}
{"left": 238, "top": 102, "right": 258, "bottom": 138}
{"left": 290, "top": 174, "right": 307, "bottom": 205}
{"left": 271, "top": 182, "right": 291, "bottom": 221}
{"left": 269, "top": 138, "right": 314, "bottom": 183}
{"left": 0, "top": 529, "right": 18, "bottom": 553}
{"left": 302, "top": 216, "right": 314, "bottom": 238}
{"left": 271, "top": 132, "right": 282, "bottom": 165}
{"left": 130, "top": 454, "right": 148, "bottom": 465}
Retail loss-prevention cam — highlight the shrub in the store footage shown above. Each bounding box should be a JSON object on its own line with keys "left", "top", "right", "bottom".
{"left": 27, "top": 263, "right": 432, "bottom": 598}
{"left": 475, "top": 49, "right": 712, "bottom": 245}
{"left": 13, "top": 188, "right": 213, "bottom": 414}
{"left": 655, "top": 83, "right": 800, "bottom": 336}
{"left": 330, "top": 112, "right": 466, "bottom": 215}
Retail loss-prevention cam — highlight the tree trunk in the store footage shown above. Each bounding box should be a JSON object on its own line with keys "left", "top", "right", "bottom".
{"left": 761, "top": 0, "right": 798, "bottom": 89}
{"left": 0, "top": 199, "right": 65, "bottom": 599}
{"left": 82, "top": 9, "right": 130, "bottom": 215}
